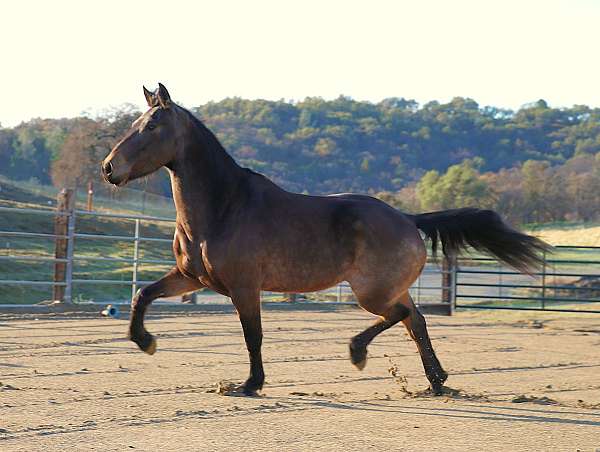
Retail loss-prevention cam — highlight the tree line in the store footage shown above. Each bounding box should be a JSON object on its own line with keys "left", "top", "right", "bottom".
{"left": 378, "top": 154, "right": 600, "bottom": 225}
{"left": 1, "top": 97, "right": 599, "bottom": 224}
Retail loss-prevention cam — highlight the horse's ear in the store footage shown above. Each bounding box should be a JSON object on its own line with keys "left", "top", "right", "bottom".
{"left": 143, "top": 86, "right": 156, "bottom": 107}
{"left": 157, "top": 83, "right": 172, "bottom": 109}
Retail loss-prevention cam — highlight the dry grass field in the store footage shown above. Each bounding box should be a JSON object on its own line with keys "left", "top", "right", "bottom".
{"left": 1, "top": 306, "right": 600, "bottom": 451}
{"left": 529, "top": 223, "right": 600, "bottom": 247}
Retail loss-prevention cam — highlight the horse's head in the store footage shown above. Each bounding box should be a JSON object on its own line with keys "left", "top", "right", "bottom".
{"left": 102, "top": 83, "right": 184, "bottom": 186}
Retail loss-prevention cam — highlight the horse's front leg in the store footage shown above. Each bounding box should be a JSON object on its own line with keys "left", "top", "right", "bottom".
{"left": 129, "top": 267, "right": 203, "bottom": 354}
{"left": 231, "top": 288, "right": 264, "bottom": 395}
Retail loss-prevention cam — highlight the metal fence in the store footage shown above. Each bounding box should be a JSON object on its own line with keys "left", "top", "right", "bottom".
{"left": 0, "top": 205, "right": 176, "bottom": 305}
{"left": 453, "top": 246, "right": 600, "bottom": 313}
{"left": 8, "top": 203, "right": 597, "bottom": 313}
{"left": 0, "top": 203, "right": 449, "bottom": 309}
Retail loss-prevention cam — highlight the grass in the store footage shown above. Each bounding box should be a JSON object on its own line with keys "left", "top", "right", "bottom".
{"left": 0, "top": 178, "right": 177, "bottom": 304}
{"left": 525, "top": 221, "right": 600, "bottom": 247}
{"left": 0, "top": 220, "right": 175, "bottom": 304}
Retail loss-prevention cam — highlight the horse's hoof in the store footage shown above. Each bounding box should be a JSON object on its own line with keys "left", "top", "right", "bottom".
{"left": 144, "top": 336, "right": 157, "bottom": 355}
{"left": 349, "top": 342, "right": 367, "bottom": 370}
{"left": 241, "top": 377, "right": 263, "bottom": 397}
{"left": 429, "top": 376, "right": 448, "bottom": 395}
{"left": 133, "top": 333, "right": 157, "bottom": 355}
{"left": 242, "top": 387, "right": 261, "bottom": 397}
{"left": 221, "top": 385, "right": 260, "bottom": 397}
{"left": 353, "top": 358, "right": 367, "bottom": 371}
{"left": 430, "top": 383, "right": 444, "bottom": 396}
{"left": 427, "top": 369, "right": 448, "bottom": 395}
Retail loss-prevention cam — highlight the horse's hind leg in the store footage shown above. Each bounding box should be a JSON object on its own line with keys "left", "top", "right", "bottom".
{"left": 129, "top": 267, "right": 203, "bottom": 354}
{"left": 348, "top": 287, "right": 447, "bottom": 394}
{"left": 400, "top": 294, "right": 448, "bottom": 394}
{"left": 349, "top": 303, "right": 410, "bottom": 370}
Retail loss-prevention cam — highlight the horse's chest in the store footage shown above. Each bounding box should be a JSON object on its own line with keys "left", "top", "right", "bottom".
{"left": 173, "top": 229, "right": 223, "bottom": 291}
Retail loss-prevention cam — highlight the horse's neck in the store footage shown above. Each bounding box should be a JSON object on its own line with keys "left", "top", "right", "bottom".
{"left": 169, "top": 126, "right": 246, "bottom": 240}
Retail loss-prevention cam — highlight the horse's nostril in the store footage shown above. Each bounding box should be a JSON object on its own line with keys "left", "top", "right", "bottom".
{"left": 103, "top": 161, "right": 113, "bottom": 176}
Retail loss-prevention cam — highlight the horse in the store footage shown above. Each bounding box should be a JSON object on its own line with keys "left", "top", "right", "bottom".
{"left": 101, "top": 83, "right": 548, "bottom": 396}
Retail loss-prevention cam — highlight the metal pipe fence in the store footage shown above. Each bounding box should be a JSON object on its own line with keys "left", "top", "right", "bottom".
{"left": 453, "top": 245, "right": 600, "bottom": 313}
{"left": 3, "top": 202, "right": 599, "bottom": 314}
{"left": 0, "top": 204, "right": 177, "bottom": 305}
{"left": 0, "top": 203, "right": 450, "bottom": 310}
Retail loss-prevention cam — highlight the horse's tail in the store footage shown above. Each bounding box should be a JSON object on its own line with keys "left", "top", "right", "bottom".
{"left": 409, "top": 208, "right": 551, "bottom": 274}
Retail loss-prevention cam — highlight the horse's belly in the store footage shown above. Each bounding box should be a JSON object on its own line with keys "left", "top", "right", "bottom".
{"left": 262, "top": 275, "right": 344, "bottom": 293}
{"left": 260, "top": 254, "right": 351, "bottom": 293}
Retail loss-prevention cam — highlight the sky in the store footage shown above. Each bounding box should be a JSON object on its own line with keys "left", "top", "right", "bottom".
{"left": 2, "top": 0, "right": 600, "bottom": 126}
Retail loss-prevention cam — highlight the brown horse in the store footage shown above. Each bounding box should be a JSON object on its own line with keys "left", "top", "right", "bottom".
{"left": 102, "top": 84, "right": 548, "bottom": 396}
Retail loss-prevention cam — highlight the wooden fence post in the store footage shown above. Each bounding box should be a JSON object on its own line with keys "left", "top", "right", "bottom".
{"left": 53, "top": 188, "right": 74, "bottom": 302}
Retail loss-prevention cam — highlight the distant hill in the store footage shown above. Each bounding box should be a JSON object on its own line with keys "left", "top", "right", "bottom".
{"left": 2, "top": 97, "right": 600, "bottom": 196}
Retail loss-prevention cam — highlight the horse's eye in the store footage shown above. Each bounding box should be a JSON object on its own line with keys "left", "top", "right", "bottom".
{"left": 147, "top": 123, "right": 156, "bottom": 131}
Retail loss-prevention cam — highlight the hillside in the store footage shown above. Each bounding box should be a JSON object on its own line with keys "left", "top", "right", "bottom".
{"left": 1, "top": 97, "right": 599, "bottom": 225}
{"left": 2, "top": 97, "right": 600, "bottom": 196}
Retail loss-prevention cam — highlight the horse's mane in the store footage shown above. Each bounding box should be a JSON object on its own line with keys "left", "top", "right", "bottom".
{"left": 179, "top": 107, "right": 230, "bottom": 155}
{"left": 178, "top": 106, "right": 275, "bottom": 184}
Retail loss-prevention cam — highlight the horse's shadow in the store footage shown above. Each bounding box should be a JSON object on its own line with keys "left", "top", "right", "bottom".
{"left": 260, "top": 391, "right": 600, "bottom": 427}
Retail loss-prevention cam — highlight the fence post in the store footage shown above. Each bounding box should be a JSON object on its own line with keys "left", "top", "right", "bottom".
{"left": 86, "top": 181, "right": 94, "bottom": 211}
{"left": 541, "top": 248, "right": 547, "bottom": 310}
{"left": 441, "top": 256, "right": 455, "bottom": 315}
{"left": 64, "top": 207, "right": 76, "bottom": 303}
{"left": 131, "top": 219, "right": 140, "bottom": 300}
{"left": 451, "top": 257, "right": 457, "bottom": 312}
{"left": 53, "top": 189, "right": 74, "bottom": 302}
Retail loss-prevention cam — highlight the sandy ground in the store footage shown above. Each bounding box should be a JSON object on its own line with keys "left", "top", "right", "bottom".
{"left": 1, "top": 306, "right": 600, "bottom": 451}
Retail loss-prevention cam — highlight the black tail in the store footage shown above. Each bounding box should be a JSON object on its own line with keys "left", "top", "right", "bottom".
{"left": 411, "top": 208, "right": 551, "bottom": 274}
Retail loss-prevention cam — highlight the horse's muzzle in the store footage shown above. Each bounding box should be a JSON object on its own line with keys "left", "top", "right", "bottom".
{"left": 102, "top": 161, "right": 113, "bottom": 180}
{"left": 101, "top": 157, "right": 129, "bottom": 186}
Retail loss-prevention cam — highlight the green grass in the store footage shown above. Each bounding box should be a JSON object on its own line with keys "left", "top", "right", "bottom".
{"left": 0, "top": 177, "right": 178, "bottom": 304}
{"left": 0, "top": 219, "right": 175, "bottom": 304}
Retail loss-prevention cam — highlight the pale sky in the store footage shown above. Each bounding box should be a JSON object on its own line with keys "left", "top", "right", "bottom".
{"left": 2, "top": 0, "right": 600, "bottom": 126}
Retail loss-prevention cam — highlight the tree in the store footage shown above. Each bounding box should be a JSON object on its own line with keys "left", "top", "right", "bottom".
{"left": 416, "top": 159, "right": 492, "bottom": 210}
{"left": 51, "top": 119, "right": 105, "bottom": 189}
{"left": 314, "top": 138, "right": 336, "bottom": 157}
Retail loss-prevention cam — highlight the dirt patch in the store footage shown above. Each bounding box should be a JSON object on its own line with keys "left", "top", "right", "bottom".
{"left": 1, "top": 310, "right": 600, "bottom": 451}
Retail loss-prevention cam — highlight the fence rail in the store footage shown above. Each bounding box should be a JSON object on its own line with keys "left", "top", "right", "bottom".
{"left": 1, "top": 195, "right": 449, "bottom": 310}
{"left": 454, "top": 245, "right": 600, "bottom": 313}
{"left": 3, "top": 194, "right": 598, "bottom": 314}
{"left": 0, "top": 191, "right": 178, "bottom": 305}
